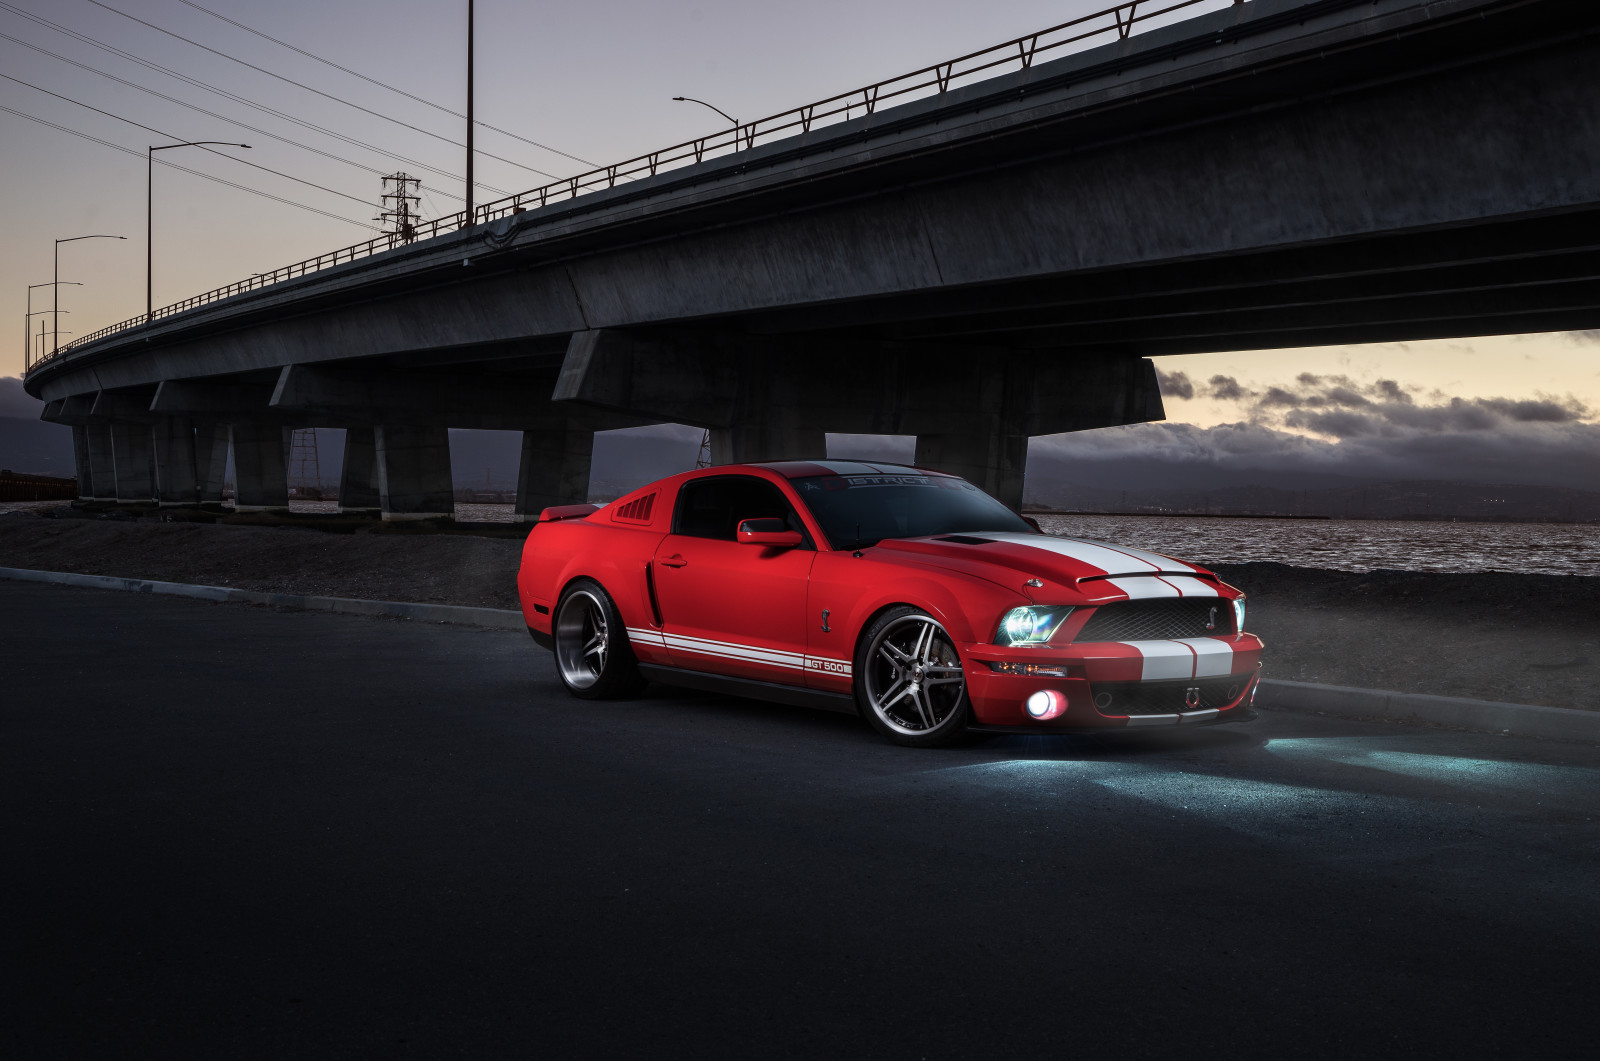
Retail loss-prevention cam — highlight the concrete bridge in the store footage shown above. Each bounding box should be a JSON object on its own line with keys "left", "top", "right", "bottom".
{"left": 24, "top": 0, "right": 1600, "bottom": 515}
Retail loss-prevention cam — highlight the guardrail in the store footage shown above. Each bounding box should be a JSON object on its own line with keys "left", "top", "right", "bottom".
{"left": 25, "top": 0, "right": 1225, "bottom": 375}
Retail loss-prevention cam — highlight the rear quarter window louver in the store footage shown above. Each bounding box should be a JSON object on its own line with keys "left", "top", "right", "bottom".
{"left": 610, "top": 492, "right": 656, "bottom": 524}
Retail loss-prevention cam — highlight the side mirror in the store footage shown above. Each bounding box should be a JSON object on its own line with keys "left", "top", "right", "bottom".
{"left": 738, "top": 517, "right": 802, "bottom": 547}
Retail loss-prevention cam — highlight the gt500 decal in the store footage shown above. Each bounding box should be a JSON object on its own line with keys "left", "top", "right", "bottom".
{"left": 627, "top": 628, "right": 853, "bottom": 677}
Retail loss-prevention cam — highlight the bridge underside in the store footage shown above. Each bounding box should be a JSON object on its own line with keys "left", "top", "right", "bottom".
{"left": 28, "top": 0, "right": 1600, "bottom": 515}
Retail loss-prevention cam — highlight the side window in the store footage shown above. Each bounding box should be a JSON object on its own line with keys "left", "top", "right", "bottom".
{"left": 673, "top": 476, "right": 809, "bottom": 545}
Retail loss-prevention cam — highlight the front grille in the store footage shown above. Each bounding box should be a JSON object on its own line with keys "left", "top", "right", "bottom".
{"left": 1090, "top": 677, "right": 1246, "bottom": 716}
{"left": 1074, "top": 599, "right": 1231, "bottom": 642}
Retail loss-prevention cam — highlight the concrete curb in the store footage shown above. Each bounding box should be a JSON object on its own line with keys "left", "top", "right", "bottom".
{"left": 0, "top": 566, "right": 526, "bottom": 631}
{"left": 1259, "top": 678, "right": 1598, "bottom": 742}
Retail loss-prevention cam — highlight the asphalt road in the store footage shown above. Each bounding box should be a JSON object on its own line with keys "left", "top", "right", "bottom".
{"left": 3, "top": 581, "right": 1597, "bottom": 1059}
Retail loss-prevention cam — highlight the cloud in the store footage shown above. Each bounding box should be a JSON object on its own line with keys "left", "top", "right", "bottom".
{"left": 1033, "top": 372, "right": 1600, "bottom": 489}
{"left": 0, "top": 377, "right": 44, "bottom": 420}
{"left": 1155, "top": 367, "right": 1193, "bottom": 400}
{"left": 1205, "top": 374, "right": 1250, "bottom": 401}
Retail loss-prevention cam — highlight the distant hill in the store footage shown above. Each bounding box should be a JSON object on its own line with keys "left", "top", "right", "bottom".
{"left": 0, "top": 417, "right": 74, "bottom": 478}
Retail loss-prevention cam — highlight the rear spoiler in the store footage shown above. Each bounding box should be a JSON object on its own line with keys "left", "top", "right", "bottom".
{"left": 537, "top": 503, "right": 600, "bottom": 523}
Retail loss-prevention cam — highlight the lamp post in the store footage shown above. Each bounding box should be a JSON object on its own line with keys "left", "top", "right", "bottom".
{"left": 54, "top": 235, "right": 125, "bottom": 358}
{"left": 672, "top": 96, "right": 740, "bottom": 128}
{"left": 148, "top": 141, "right": 250, "bottom": 324}
{"left": 25, "top": 280, "right": 78, "bottom": 371}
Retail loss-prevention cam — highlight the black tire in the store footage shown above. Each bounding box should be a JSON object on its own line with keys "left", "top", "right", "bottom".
{"left": 854, "top": 605, "right": 972, "bottom": 747}
{"left": 552, "top": 578, "right": 646, "bottom": 699}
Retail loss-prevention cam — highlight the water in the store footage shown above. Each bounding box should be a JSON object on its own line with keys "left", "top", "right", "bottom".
{"left": 1033, "top": 514, "right": 1598, "bottom": 577}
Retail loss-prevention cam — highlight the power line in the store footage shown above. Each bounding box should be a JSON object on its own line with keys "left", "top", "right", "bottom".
{"left": 0, "top": 28, "right": 479, "bottom": 200}
{"left": 174, "top": 0, "right": 598, "bottom": 169}
{"left": 0, "top": 70, "right": 377, "bottom": 209}
{"left": 0, "top": 104, "right": 372, "bottom": 227}
{"left": 79, "top": 0, "right": 564, "bottom": 182}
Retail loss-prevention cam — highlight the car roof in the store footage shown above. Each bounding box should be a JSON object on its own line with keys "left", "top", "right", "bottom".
{"left": 743, "top": 460, "right": 956, "bottom": 480}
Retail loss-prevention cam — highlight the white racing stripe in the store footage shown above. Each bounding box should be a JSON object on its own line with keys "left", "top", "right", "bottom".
{"left": 1175, "top": 637, "right": 1235, "bottom": 678}
{"left": 625, "top": 627, "right": 852, "bottom": 677}
{"left": 1119, "top": 638, "right": 1236, "bottom": 681}
{"left": 977, "top": 532, "right": 1214, "bottom": 598}
{"left": 1107, "top": 576, "right": 1180, "bottom": 599}
{"left": 1122, "top": 640, "right": 1197, "bottom": 681}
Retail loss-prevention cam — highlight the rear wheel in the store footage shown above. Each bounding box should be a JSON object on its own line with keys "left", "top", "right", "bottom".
{"left": 553, "top": 579, "right": 645, "bottom": 699}
{"left": 855, "top": 607, "right": 971, "bottom": 747}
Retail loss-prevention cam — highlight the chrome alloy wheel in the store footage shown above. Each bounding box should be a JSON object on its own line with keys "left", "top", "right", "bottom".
{"left": 862, "top": 613, "right": 968, "bottom": 736}
{"left": 554, "top": 587, "right": 610, "bottom": 690}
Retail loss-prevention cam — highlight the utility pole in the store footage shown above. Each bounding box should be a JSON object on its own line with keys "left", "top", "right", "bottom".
{"left": 465, "top": 0, "right": 474, "bottom": 226}
{"left": 377, "top": 173, "right": 423, "bottom": 241}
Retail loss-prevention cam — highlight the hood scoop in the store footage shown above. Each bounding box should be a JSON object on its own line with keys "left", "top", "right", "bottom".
{"left": 936, "top": 535, "right": 996, "bottom": 545}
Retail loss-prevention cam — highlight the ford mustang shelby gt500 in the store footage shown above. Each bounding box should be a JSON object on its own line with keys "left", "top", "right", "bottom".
{"left": 518, "top": 461, "right": 1262, "bottom": 746}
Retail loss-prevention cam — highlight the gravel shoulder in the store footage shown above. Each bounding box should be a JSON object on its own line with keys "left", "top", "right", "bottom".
{"left": 3, "top": 509, "right": 1595, "bottom": 710}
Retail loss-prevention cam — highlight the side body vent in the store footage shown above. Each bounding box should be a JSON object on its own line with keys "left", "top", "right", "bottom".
{"left": 611, "top": 492, "right": 656, "bottom": 524}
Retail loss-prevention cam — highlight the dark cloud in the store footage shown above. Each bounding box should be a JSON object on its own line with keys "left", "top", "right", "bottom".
{"left": 1283, "top": 409, "right": 1378, "bottom": 437}
{"left": 1259, "top": 386, "right": 1301, "bottom": 408}
{"left": 1475, "top": 396, "right": 1590, "bottom": 422}
{"left": 1155, "top": 367, "right": 1194, "bottom": 400}
{"left": 0, "top": 376, "right": 44, "bottom": 420}
{"left": 1206, "top": 374, "right": 1250, "bottom": 401}
{"left": 1372, "top": 378, "right": 1412, "bottom": 404}
{"left": 1033, "top": 394, "right": 1600, "bottom": 490}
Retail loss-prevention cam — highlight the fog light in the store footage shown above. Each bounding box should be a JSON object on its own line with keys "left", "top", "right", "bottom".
{"left": 1025, "top": 689, "right": 1067, "bottom": 720}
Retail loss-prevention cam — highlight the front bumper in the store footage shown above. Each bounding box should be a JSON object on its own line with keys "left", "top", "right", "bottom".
{"left": 962, "top": 634, "right": 1265, "bottom": 729}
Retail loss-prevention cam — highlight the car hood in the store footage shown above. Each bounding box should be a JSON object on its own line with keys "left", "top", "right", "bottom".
{"left": 872, "top": 531, "right": 1230, "bottom": 603}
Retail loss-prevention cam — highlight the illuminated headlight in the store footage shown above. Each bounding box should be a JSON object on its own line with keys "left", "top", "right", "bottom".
{"left": 994, "top": 606, "right": 1074, "bottom": 646}
{"left": 1232, "top": 596, "right": 1247, "bottom": 634}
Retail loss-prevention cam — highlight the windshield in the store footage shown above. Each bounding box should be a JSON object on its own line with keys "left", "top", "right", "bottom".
{"left": 791, "top": 472, "right": 1032, "bottom": 548}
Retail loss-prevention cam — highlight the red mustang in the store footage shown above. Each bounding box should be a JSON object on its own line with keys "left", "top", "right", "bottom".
{"left": 518, "top": 461, "right": 1262, "bottom": 746}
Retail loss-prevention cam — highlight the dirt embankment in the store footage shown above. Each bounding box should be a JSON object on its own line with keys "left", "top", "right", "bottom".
{"left": 3, "top": 511, "right": 1596, "bottom": 711}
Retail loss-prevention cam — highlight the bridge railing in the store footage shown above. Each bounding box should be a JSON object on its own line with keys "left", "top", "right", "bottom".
{"left": 26, "top": 0, "right": 1223, "bottom": 375}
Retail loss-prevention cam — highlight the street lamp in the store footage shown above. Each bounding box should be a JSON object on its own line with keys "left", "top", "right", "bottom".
{"left": 672, "top": 96, "right": 740, "bottom": 128}
{"left": 148, "top": 141, "right": 251, "bottom": 324}
{"left": 25, "top": 280, "right": 78, "bottom": 371}
{"left": 54, "top": 235, "right": 125, "bottom": 357}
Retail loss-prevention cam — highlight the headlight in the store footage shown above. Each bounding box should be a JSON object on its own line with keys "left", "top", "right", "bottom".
{"left": 1232, "top": 596, "right": 1246, "bottom": 634}
{"left": 994, "top": 606, "right": 1074, "bottom": 646}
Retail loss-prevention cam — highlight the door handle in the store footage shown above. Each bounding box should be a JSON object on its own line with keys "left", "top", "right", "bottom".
{"left": 659, "top": 555, "right": 688, "bottom": 568}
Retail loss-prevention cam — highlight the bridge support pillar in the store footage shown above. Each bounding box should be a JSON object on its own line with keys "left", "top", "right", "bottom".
{"left": 914, "top": 430, "right": 1029, "bottom": 512}
{"left": 515, "top": 421, "right": 593, "bottom": 521}
{"left": 84, "top": 423, "right": 115, "bottom": 502}
{"left": 339, "top": 427, "right": 382, "bottom": 515}
{"left": 70, "top": 426, "right": 92, "bottom": 499}
{"left": 375, "top": 426, "right": 453, "bottom": 520}
{"left": 231, "top": 423, "right": 290, "bottom": 512}
{"left": 152, "top": 417, "right": 200, "bottom": 506}
{"left": 194, "top": 422, "right": 229, "bottom": 505}
{"left": 109, "top": 422, "right": 155, "bottom": 504}
{"left": 709, "top": 405, "right": 827, "bottom": 465}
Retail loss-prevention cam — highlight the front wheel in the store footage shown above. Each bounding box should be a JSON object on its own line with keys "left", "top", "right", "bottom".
{"left": 855, "top": 607, "right": 972, "bottom": 747}
{"left": 553, "top": 579, "right": 645, "bottom": 699}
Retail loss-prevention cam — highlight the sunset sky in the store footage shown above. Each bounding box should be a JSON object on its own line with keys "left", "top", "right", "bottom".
{"left": 2, "top": 0, "right": 1596, "bottom": 487}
